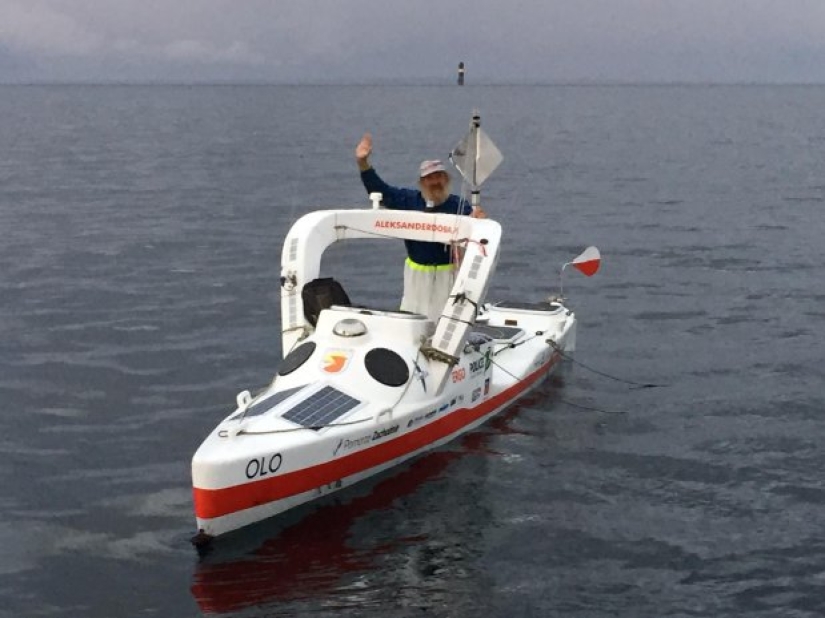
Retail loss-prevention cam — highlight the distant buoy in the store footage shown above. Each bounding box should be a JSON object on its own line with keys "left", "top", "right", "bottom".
{"left": 457, "top": 61, "right": 465, "bottom": 86}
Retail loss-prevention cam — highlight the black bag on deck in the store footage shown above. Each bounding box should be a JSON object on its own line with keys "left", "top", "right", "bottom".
{"left": 301, "top": 278, "right": 351, "bottom": 326}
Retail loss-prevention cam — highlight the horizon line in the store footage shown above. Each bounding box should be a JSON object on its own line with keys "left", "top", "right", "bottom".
{"left": 1, "top": 79, "right": 824, "bottom": 87}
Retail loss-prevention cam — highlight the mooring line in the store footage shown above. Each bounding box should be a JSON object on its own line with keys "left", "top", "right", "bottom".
{"left": 546, "top": 340, "right": 667, "bottom": 389}
{"left": 489, "top": 357, "right": 623, "bottom": 415}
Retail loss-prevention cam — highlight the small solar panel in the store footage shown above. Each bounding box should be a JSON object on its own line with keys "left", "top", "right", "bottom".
{"left": 230, "top": 386, "right": 305, "bottom": 420}
{"left": 281, "top": 386, "right": 361, "bottom": 431}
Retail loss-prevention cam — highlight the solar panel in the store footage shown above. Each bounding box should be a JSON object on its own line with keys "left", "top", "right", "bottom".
{"left": 230, "top": 386, "right": 305, "bottom": 421}
{"left": 282, "top": 386, "right": 361, "bottom": 431}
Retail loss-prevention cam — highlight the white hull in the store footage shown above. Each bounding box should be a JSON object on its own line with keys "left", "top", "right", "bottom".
{"left": 191, "top": 207, "right": 586, "bottom": 540}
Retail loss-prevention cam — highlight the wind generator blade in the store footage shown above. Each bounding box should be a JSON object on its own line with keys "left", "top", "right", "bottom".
{"left": 450, "top": 126, "right": 503, "bottom": 187}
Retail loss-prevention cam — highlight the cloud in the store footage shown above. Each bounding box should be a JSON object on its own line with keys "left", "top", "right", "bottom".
{"left": 1, "top": 0, "right": 825, "bottom": 82}
{"left": 0, "top": 0, "right": 267, "bottom": 74}
{"left": 158, "top": 40, "right": 264, "bottom": 65}
{"left": 0, "top": 1, "right": 102, "bottom": 57}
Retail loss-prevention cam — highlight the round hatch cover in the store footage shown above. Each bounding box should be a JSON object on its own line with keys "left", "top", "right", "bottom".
{"left": 364, "top": 348, "right": 409, "bottom": 387}
{"left": 333, "top": 318, "right": 368, "bottom": 337}
{"left": 278, "top": 341, "right": 316, "bottom": 376}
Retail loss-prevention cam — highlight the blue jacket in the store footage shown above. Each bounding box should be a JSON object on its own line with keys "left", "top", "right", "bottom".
{"left": 360, "top": 167, "right": 471, "bottom": 265}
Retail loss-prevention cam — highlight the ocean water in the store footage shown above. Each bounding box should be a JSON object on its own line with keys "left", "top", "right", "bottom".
{"left": 1, "top": 84, "right": 824, "bottom": 617}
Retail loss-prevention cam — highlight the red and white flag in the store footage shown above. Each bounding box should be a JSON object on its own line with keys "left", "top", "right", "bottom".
{"left": 567, "top": 246, "right": 601, "bottom": 276}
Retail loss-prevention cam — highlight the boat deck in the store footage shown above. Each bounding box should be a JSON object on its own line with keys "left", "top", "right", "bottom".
{"left": 472, "top": 323, "right": 524, "bottom": 344}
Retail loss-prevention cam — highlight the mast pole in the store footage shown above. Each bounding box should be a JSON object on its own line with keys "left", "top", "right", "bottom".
{"left": 470, "top": 110, "right": 481, "bottom": 213}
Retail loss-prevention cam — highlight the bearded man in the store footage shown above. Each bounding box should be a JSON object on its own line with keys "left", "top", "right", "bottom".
{"left": 355, "top": 132, "right": 487, "bottom": 321}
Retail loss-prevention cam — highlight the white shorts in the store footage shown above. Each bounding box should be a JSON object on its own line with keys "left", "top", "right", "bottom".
{"left": 401, "top": 258, "right": 456, "bottom": 322}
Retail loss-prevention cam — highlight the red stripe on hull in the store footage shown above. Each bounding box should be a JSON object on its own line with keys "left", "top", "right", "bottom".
{"left": 193, "top": 352, "right": 561, "bottom": 519}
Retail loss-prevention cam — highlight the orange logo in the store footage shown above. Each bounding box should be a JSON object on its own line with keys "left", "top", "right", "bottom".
{"left": 322, "top": 351, "right": 350, "bottom": 373}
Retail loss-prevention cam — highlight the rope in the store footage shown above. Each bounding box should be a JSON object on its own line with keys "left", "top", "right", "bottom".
{"left": 333, "top": 224, "right": 406, "bottom": 241}
{"left": 492, "top": 334, "right": 540, "bottom": 356}
{"left": 488, "top": 355, "right": 624, "bottom": 416}
{"left": 554, "top": 397, "right": 625, "bottom": 415}
{"left": 546, "top": 340, "right": 666, "bottom": 389}
{"left": 385, "top": 348, "right": 423, "bottom": 411}
{"left": 233, "top": 416, "right": 373, "bottom": 436}
{"left": 440, "top": 291, "right": 480, "bottom": 325}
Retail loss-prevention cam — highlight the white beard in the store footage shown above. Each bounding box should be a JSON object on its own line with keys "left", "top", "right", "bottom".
{"left": 421, "top": 184, "right": 449, "bottom": 205}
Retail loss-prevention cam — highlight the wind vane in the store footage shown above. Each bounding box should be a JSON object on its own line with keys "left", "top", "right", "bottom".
{"left": 449, "top": 110, "right": 503, "bottom": 213}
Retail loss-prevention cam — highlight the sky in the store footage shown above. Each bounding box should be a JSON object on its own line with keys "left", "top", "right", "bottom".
{"left": 1, "top": 0, "right": 824, "bottom": 84}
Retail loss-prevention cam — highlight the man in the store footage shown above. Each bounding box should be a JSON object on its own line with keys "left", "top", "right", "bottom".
{"left": 355, "top": 132, "right": 487, "bottom": 321}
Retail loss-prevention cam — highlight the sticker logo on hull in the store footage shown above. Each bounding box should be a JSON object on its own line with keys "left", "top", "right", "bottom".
{"left": 322, "top": 349, "right": 351, "bottom": 373}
